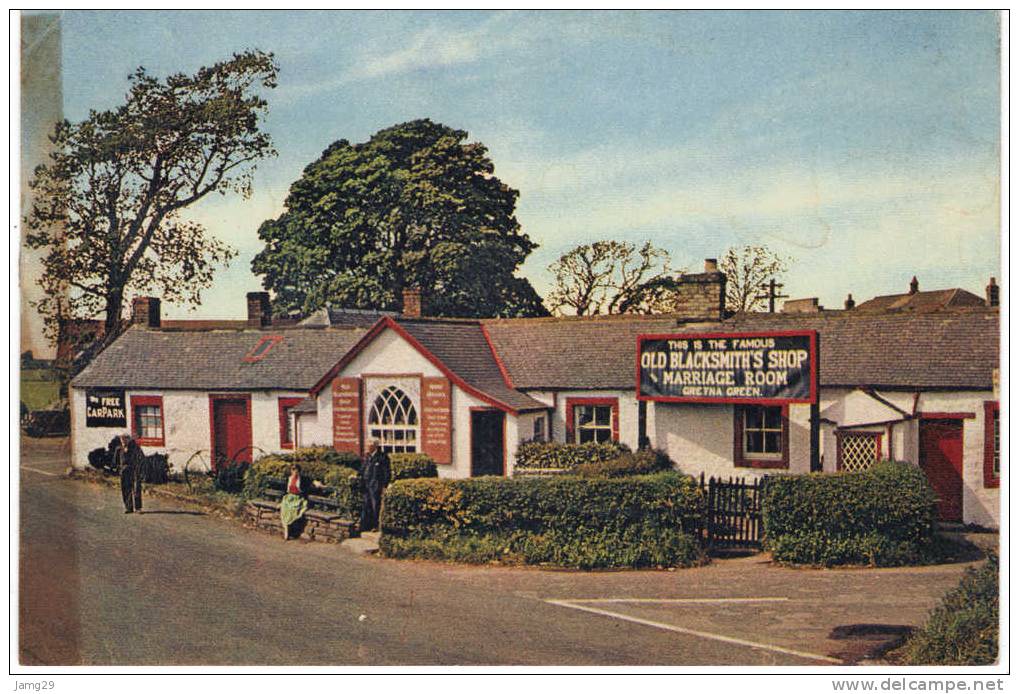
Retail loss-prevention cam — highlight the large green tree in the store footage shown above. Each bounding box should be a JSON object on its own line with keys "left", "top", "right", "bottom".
{"left": 25, "top": 50, "right": 278, "bottom": 341}
{"left": 252, "top": 119, "right": 547, "bottom": 318}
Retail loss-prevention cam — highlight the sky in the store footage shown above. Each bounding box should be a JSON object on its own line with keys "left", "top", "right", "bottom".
{"left": 45, "top": 10, "right": 1002, "bottom": 318}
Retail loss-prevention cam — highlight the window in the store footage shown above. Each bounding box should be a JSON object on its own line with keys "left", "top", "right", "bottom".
{"left": 368, "top": 386, "right": 418, "bottom": 453}
{"left": 837, "top": 431, "right": 881, "bottom": 472}
{"left": 131, "top": 395, "right": 164, "bottom": 446}
{"left": 984, "top": 401, "right": 1000, "bottom": 488}
{"left": 734, "top": 405, "right": 788, "bottom": 469}
{"left": 566, "top": 398, "right": 618, "bottom": 444}
{"left": 278, "top": 397, "right": 304, "bottom": 449}
{"left": 243, "top": 335, "right": 283, "bottom": 363}
{"left": 532, "top": 415, "right": 546, "bottom": 442}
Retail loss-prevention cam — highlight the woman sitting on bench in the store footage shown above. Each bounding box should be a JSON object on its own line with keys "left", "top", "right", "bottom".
{"left": 280, "top": 464, "right": 324, "bottom": 541}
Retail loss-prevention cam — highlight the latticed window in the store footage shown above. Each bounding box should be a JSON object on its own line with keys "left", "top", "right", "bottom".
{"left": 368, "top": 386, "right": 418, "bottom": 453}
{"left": 575, "top": 405, "right": 613, "bottom": 443}
{"left": 743, "top": 406, "right": 784, "bottom": 457}
{"left": 838, "top": 432, "right": 880, "bottom": 472}
{"left": 131, "top": 395, "right": 165, "bottom": 445}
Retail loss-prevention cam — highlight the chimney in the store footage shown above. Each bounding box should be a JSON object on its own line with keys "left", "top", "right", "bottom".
{"left": 246, "top": 291, "right": 271, "bottom": 328}
{"left": 782, "top": 298, "right": 820, "bottom": 313}
{"left": 402, "top": 287, "right": 422, "bottom": 318}
{"left": 844, "top": 293, "right": 855, "bottom": 310}
{"left": 131, "top": 296, "right": 161, "bottom": 328}
{"left": 986, "top": 277, "right": 999, "bottom": 307}
{"left": 909, "top": 276, "right": 919, "bottom": 295}
{"left": 672, "top": 259, "right": 727, "bottom": 321}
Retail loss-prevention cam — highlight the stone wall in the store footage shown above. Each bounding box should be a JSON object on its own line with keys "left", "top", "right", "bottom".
{"left": 245, "top": 500, "right": 358, "bottom": 542}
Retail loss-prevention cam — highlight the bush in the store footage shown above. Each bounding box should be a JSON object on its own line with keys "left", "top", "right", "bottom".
{"left": 515, "top": 440, "right": 630, "bottom": 470}
{"left": 141, "top": 453, "right": 170, "bottom": 484}
{"left": 390, "top": 453, "right": 438, "bottom": 480}
{"left": 211, "top": 459, "right": 247, "bottom": 493}
{"left": 761, "top": 461, "right": 938, "bottom": 566}
{"left": 85, "top": 439, "right": 168, "bottom": 484}
{"left": 379, "top": 471, "right": 703, "bottom": 569}
{"left": 572, "top": 448, "right": 673, "bottom": 478}
{"left": 896, "top": 556, "right": 998, "bottom": 665}
{"left": 278, "top": 446, "right": 361, "bottom": 468}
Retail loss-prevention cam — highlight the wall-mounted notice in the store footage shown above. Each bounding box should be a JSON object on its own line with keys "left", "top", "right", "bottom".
{"left": 85, "top": 388, "right": 127, "bottom": 427}
{"left": 420, "top": 376, "right": 452, "bottom": 464}
{"left": 637, "top": 331, "right": 817, "bottom": 404}
{"left": 332, "top": 377, "right": 362, "bottom": 455}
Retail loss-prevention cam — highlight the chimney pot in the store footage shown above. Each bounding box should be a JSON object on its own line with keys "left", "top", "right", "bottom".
{"left": 909, "top": 276, "right": 919, "bottom": 295}
{"left": 247, "top": 291, "right": 271, "bottom": 328}
{"left": 131, "top": 296, "right": 161, "bottom": 328}
{"left": 402, "top": 287, "right": 422, "bottom": 318}
{"left": 844, "top": 293, "right": 855, "bottom": 310}
{"left": 986, "top": 277, "right": 999, "bottom": 307}
{"left": 704, "top": 258, "right": 718, "bottom": 273}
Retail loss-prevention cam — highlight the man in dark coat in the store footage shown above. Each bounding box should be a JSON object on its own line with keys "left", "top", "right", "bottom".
{"left": 360, "top": 439, "right": 391, "bottom": 532}
{"left": 116, "top": 434, "right": 145, "bottom": 513}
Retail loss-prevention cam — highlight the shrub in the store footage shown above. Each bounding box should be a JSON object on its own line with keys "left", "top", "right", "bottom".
{"left": 515, "top": 440, "right": 630, "bottom": 470}
{"left": 572, "top": 448, "right": 673, "bottom": 478}
{"left": 896, "top": 556, "right": 998, "bottom": 665}
{"left": 280, "top": 446, "right": 361, "bottom": 468}
{"left": 762, "top": 461, "right": 938, "bottom": 566}
{"left": 379, "top": 471, "right": 703, "bottom": 569}
{"left": 390, "top": 453, "right": 438, "bottom": 480}
{"left": 141, "top": 453, "right": 170, "bottom": 484}
{"left": 211, "top": 459, "right": 248, "bottom": 493}
{"left": 85, "top": 440, "right": 168, "bottom": 484}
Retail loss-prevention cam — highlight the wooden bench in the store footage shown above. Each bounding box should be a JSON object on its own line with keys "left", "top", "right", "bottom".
{"left": 245, "top": 479, "right": 359, "bottom": 543}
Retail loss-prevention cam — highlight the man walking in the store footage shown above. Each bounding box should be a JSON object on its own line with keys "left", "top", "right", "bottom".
{"left": 116, "top": 433, "right": 145, "bottom": 514}
{"left": 360, "top": 438, "right": 391, "bottom": 532}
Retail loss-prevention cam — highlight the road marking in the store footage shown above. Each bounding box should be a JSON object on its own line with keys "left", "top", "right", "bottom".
{"left": 544, "top": 598, "right": 842, "bottom": 665}
{"left": 20, "top": 466, "right": 60, "bottom": 477}
{"left": 565, "top": 597, "right": 790, "bottom": 604}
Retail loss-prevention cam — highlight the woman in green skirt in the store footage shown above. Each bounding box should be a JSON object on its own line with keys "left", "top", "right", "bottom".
{"left": 280, "top": 464, "right": 322, "bottom": 540}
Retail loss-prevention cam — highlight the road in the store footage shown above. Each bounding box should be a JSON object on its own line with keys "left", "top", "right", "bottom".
{"left": 18, "top": 437, "right": 974, "bottom": 666}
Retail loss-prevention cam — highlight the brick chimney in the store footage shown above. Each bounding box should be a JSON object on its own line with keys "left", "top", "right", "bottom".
{"left": 131, "top": 296, "right": 161, "bottom": 328}
{"left": 782, "top": 297, "right": 821, "bottom": 313}
{"left": 844, "top": 293, "right": 855, "bottom": 310}
{"left": 402, "top": 287, "right": 422, "bottom": 318}
{"left": 672, "top": 259, "right": 727, "bottom": 321}
{"left": 986, "top": 277, "right": 999, "bottom": 307}
{"left": 909, "top": 276, "right": 919, "bottom": 295}
{"left": 246, "top": 291, "right": 271, "bottom": 328}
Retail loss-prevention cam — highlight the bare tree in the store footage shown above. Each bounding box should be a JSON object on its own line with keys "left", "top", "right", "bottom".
{"left": 720, "top": 245, "right": 791, "bottom": 313}
{"left": 546, "top": 240, "right": 676, "bottom": 315}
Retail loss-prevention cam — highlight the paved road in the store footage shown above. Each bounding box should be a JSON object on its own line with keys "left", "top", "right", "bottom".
{"left": 18, "top": 437, "right": 975, "bottom": 666}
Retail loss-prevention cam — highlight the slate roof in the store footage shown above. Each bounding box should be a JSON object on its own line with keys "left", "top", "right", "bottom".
{"left": 298, "top": 307, "right": 397, "bottom": 327}
{"left": 72, "top": 325, "right": 366, "bottom": 391}
{"left": 397, "top": 319, "right": 549, "bottom": 411}
{"left": 852, "top": 288, "right": 986, "bottom": 313}
{"left": 483, "top": 308, "right": 999, "bottom": 391}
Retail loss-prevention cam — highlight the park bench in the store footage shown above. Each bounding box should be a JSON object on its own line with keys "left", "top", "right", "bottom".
{"left": 244, "top": 477, "right": 359, "bottom": 543}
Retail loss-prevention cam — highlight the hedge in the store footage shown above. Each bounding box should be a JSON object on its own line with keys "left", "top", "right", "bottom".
{"left": 761, "top": 461, "right": 938, "bottom": 566}
{"left": 378, "top": 471, "right": 704, "bottom": 569}
{"left": 572, "top": 448, "right": 674, "bottom": 478}
{"left": 389, "top": 453, "right": 439, "bottom": 481}
{"left": 895, "top": 555, "right": 998, "bottom": 665}
{"left": 515, "top": 440, "right": 629, "bottom": 470}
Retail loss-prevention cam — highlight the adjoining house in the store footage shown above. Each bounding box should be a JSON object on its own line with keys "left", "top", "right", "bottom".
{"left": 69, "top": 266, "right": 1001, "bottom": 527}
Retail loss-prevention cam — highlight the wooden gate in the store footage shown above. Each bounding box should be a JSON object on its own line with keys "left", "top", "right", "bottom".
{"left": 699, "top": 474, "right": 764, "bottom": 549}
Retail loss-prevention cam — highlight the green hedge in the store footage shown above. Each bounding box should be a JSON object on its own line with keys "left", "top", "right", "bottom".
{"left": 572, "top": 448, "right": 674, "bottom": 478}
{"left": 379, "top": 471, "right": 703, "bottom": 569}
{"left": 761, "top": 461, "right": 938, "bottom": 566}
{"left": 276, "top": 446, "right": 361, "bottom": 468}
{"left": 515, "top": 440, "right": 630, "bottom": 470}
{"left": 896, "top": 555, "right": 998, "bottom": 665}
{"left": 390, "top": 453, "right": 439, "bottom": 481}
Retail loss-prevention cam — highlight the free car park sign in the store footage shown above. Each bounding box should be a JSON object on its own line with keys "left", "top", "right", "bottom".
{"left": 637, "top": 331, "right": 817, "bottom": 404}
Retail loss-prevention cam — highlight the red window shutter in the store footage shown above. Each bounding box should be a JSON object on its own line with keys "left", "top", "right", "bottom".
{"left": 420, "top": 377, "right": 453, "bottom": 464}
{"left": 332, "top": 377, "right": 362, "bottom": 455}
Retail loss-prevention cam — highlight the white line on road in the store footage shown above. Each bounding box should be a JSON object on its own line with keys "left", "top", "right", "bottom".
{"left": 565, "top": 597, "right": 790, "bottom": 604}
{"left": 20, "top": 466, "right": 60, "bottom": 477}
{"left": 544, "top": 598, "right": 842, "bottom": 665}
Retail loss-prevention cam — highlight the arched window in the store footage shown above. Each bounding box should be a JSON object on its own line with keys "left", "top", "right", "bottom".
{"left": 368, "top": 386, "right": 419, "bottom": 453}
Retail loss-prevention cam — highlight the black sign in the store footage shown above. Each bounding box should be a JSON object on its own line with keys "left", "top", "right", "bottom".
{"left": 85, "top": 388, "right": 127, "bottom": 427}
{"left": 637, "top": 331, "right": 817, "bottom": 404}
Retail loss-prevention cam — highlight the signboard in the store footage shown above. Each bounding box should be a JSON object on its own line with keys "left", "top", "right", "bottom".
{"left": 85, "top": 388, "right": 127, "bottom": 427}
{"left": 637, "top": 331, "right": 817, "bottom": 404}
{"left": 332, "top": 377, "right": 362, "bottom": 455}
{"left": 420, "top": 377, "right": 453, "bottom": 464}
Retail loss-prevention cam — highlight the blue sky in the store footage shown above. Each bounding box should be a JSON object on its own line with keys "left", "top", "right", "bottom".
{"left": 55, "top": 10, "right": 1001, "bottom": 318}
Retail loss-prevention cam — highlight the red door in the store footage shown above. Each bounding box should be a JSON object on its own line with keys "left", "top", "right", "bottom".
{"left": 211, "top": 396, "right": 252, "bottom": 468}
{"left": 919, "top": 419, "right": 964, "bottom": 522}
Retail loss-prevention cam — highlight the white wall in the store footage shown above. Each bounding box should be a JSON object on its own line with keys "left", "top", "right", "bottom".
{"left": 71, "top": 387, "right": 307, "bottom": 472}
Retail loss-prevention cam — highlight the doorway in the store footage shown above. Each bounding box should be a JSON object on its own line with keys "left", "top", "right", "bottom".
{"left": 471, "top": 410, "right": 505, "bottom": 476}
{"left": 210, "top": 395, "right": 253, "bottom": 469}
{"left": 919, "top": 418, "right": 964, "bottom": 522}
